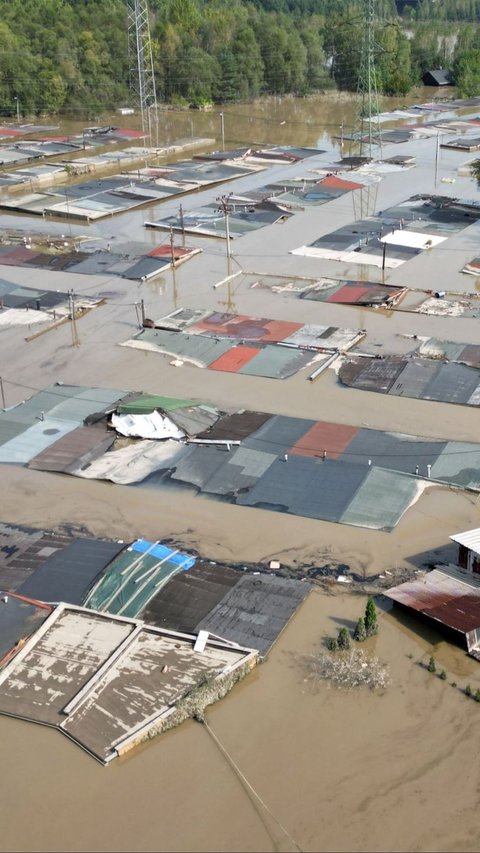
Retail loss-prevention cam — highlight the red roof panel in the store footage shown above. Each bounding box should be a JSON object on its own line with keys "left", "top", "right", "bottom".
{"left": 290, "top": 420, "right": 358, "bottom": 458}
{"left": 320, "top": 175, "right": 364, "bottom": 191}
{"left": 147, "top": 245, "right": 193, "bottom": 259}
{"left": 327, "top": 284, "right": 370, "bottom": 303}
{"left": 208, "top": 346, "right": 260, "bottom": 373}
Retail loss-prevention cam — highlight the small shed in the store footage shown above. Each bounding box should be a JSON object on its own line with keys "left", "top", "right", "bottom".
{"left": 422, "top": 69, "right": 454, "bottom": 87}
{"left": 385, "top": 567, "right": 480, "bottom": 655}
{"left": 450, "top": 528, "right": 480, "bottom": 575}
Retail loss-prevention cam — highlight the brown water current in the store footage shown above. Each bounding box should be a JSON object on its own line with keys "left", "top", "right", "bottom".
{"left": 1, "top": 87, "right": 479, "bottom": 852}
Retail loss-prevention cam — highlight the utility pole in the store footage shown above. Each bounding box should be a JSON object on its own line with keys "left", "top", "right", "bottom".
{"left": 179, "top": 203, "right": 185, "bottom": 248}
{"left": 69, "top": 290, "right": 80, "bottom": 347}
{"left": 219, "top": 112, "right": 225, "bottom": 151}
{"left": 216, "top": 194, "right": 236, "bottom": 312}
{"left": 217, "top": 194, "right": 233, "bottom": 278}
{"left": 0, "top": 377, "right": 5, "bottom": 409}
{"left": 170, "top": 225, "right": 178, "bottom": 309}
{"left": 126, "top": 0, "right": 158, "bottom": 146}
{"left": 435, "top": 131, "right": 440, "bottom": 186}
{"left": 14, "top": 96, "right": 20, "bottom": 124}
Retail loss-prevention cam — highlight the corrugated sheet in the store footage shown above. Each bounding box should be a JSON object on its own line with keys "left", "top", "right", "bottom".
{"left": 28, "top": 424, "right": 115, "bottom": 473}
{"left": 197, "top": 411, "right": 271, "bottom": 442}
{"left": 167, "top": 404, "right": 219, "bottom": 436}
{"left": 85, "top": 540, "right": 194, "bottom": 618}
{"left": 450, "top": 528, "right": 480, "bottom": 555}
{"left": 196, "top": 574, "right": 311, "bottom": 656}
{"left": 352, "top": 359, "right": 407, "bottom": 393}
{"left": 17, "top": 538, "right": 125, "bottom": 605}
{"left": 142, "top": 561, "right": 240, "bottom": 631}
{"left": 386, "top": 569, "right": 480, "bottom": 633}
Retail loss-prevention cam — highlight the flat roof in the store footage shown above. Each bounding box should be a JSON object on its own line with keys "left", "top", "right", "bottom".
{"left": 0, "top": 604, "right": 256, "bottom": 763}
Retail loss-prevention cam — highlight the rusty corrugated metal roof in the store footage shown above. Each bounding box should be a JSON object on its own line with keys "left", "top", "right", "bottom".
{"left": 386, "top": 569, "right": 480, "bottom": 634}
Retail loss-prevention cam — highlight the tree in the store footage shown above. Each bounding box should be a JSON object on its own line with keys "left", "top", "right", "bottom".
{"left": 428, "top": 655, "right": 436, "bottom": 672}
{"left": 365, "top": 597, "right": 378, "bottom": 637}
{"left": 453, "top": 48, "right": 480, "bottom": 97}
{"left": 471, "top": 159, "right": 480, "bottom": 187}
{"left": 337, "top": 627, "right": 351, "bottom": 650}
{"left": 465, "top": 683, "right": 472, "bottom": 696}
{"left": 353, "top": 616, "right": 367, "bottom": 642}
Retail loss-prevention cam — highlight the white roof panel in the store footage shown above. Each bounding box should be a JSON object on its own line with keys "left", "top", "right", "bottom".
{"left": 450, "top": 528, "right": 480, "bottom": 555}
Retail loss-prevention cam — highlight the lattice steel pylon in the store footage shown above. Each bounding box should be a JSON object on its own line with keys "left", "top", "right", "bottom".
{"left": 127, "top": 0, "right": 158, "bottom": 146}
{"left": 357, "top": 0, "right": 382, "bottom": 160}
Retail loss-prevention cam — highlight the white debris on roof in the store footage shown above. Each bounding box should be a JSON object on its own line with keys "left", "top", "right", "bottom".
{"left": 111, "top": 411, "right": 185, "bottom": 440}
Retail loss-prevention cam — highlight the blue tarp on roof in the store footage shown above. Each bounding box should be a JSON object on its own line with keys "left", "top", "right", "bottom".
{"left": 130, "top": 539, "right": 195, "bottom": 569}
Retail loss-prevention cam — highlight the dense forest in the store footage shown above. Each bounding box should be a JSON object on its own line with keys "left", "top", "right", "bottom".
{"left": 0, "top": 0, "right": 478, "bottom": 118}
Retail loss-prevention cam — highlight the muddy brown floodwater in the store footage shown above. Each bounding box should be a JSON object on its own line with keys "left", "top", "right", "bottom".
{"left": 53, "top": 86, "right": 439, "bottom": 152}
{"left": 1, "top": 589, "right": 480, "bottom": 853}
{"left": 2, "top": 86, "right": 479, "bottom": 852}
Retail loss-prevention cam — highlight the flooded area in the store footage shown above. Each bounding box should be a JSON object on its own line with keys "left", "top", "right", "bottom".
{"left": 2, "top": 87, "right": 480, "bottom": 851}
{"left": 1, "top": 590, "right": 480, "bottom": 852}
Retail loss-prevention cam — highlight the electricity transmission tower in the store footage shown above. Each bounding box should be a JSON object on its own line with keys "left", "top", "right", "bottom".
{"left": 127, "top": 0, "right": 158, "bottom": 146}
{"left": 354, "top": 0, "right": 382, "bottom": 220}
{"left": 357, "top": 0, "right": 382, "bottom": 160}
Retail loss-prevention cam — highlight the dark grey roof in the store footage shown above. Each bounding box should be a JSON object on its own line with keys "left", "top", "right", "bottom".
{"left": 196, "top": 573, "right": 311, "bottom": 656}
{"left": 17, "top": 538, "right": 124, "bottom": 605}
{"left": 423, "top": 69, "right": 454, "bottom": 86}
{"left": 0, "top": 523, "right": 72, "bottom": 592}
{"left": 142, "top": 561, "right": 240, "bottom": 632}
{"left": 0, "top": 595, "right": 51, "bottom": 663}
{"left": 238, "top": 456, "right": 369, "bottom": 522}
